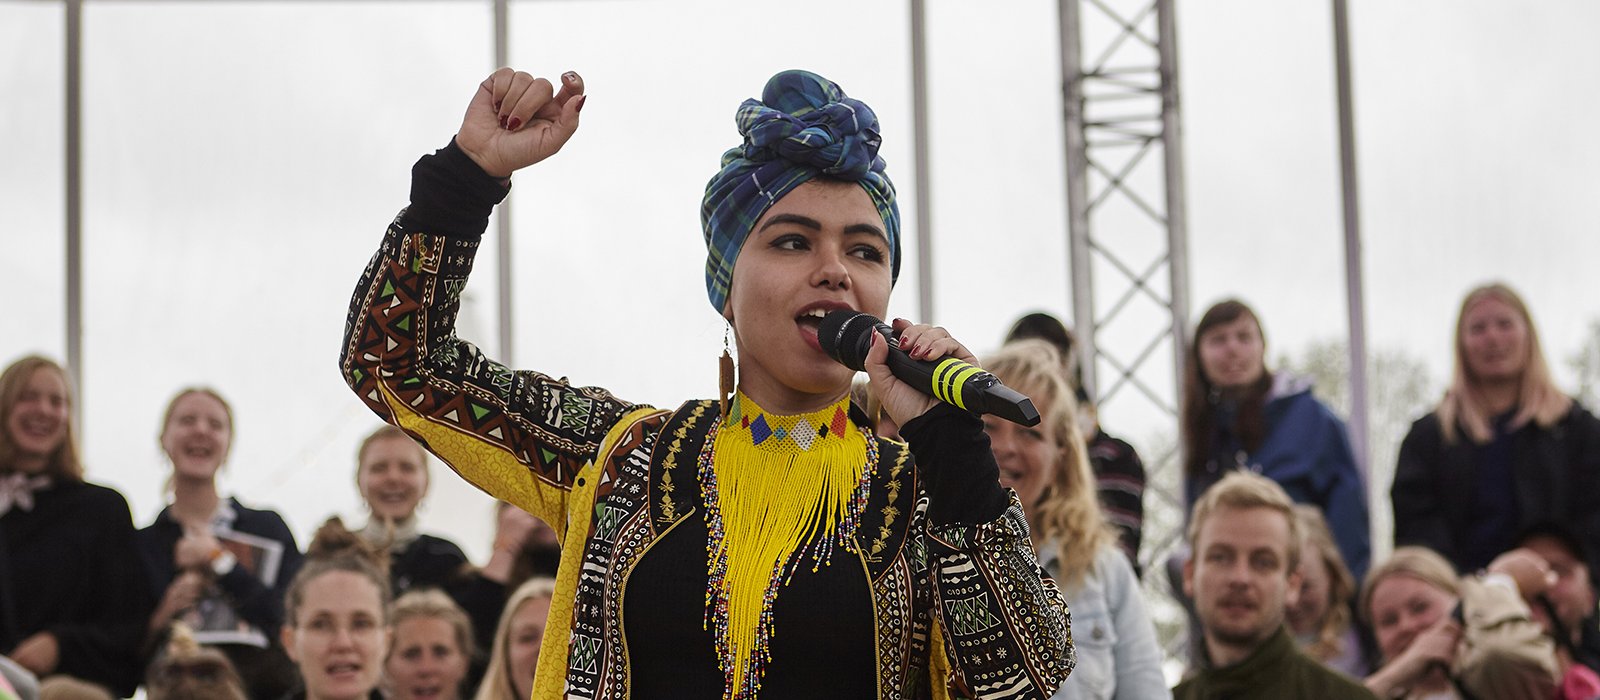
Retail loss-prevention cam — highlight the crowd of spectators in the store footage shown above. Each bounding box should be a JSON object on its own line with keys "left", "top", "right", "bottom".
{"left": 5, "top": 280, "right": 1599, "bottom": 699}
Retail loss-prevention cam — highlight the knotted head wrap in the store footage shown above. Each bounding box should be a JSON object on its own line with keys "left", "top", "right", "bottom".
{"left": 701, "top": 70, "right": 901, "bottom": 313}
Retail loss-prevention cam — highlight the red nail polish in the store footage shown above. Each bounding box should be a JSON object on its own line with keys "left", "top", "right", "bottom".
{"left": 498, "top": 115, "right": 508, "bottom": 129}
{"left": 507, "top": 117, "right": 523, "bottom": 131}
{"left": 575, "top": 95, "right": 587, "bottom": 114}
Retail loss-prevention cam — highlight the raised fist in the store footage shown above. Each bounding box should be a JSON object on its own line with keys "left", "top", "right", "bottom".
{"left": 456, "top": 68, "right": 586, "bottom": 178}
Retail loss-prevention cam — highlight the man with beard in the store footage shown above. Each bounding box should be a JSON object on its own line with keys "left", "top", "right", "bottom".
{"left": 1175, "top": 472, "right": 1376, "bottom": 699}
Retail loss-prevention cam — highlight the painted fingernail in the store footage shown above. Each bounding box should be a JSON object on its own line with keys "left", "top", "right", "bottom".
{"left": 499, "top": 115, "right": 508, "bottom": 129}
{"left": 507, "top": 116, "right": 523, "bottom": 131}
{"left": 563, "top": 71, "right": 578, "bottom": 83}
{"left": 575, "top": 95, "right": 588, "bottom": 114}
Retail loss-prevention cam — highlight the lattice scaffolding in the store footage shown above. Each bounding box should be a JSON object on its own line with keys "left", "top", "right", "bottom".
{"left": 1058, "top": 0, "right": 1190, "bottom": 627}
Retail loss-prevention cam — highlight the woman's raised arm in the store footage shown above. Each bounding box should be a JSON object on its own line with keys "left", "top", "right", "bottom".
{"left": 340, "top": 69, "right": 645, "bottom": 536}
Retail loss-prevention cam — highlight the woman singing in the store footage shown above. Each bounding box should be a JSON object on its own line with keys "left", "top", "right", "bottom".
{"left": 339, "top": 68, "right": 1073, "bottom": 699}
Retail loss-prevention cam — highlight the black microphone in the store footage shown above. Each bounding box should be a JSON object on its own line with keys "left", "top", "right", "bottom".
{"left": 818, "top": 310, "right": 1040, "bottom": 427}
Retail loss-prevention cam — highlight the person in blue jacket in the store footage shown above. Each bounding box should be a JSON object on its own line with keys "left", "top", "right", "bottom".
{"left": 1180, "top": 299, "right": 1370, "bottom": 581}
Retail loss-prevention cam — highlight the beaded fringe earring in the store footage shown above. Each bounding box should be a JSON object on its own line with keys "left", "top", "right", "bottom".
{"left": 719, "top": 324, "right": 735, "bottom": 416}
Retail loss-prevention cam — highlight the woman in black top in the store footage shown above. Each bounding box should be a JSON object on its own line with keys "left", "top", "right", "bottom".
{"left": 352, "top": 426, "right": 532, "bottom": 685}
{"left": 337, "top": 66, "right": 1072, "bottom": 699}
{"left": 1393, "top": 282, "right": 1600, "bottom": 572}
{"left": 137, "top": 388, "right": 303, "bottom": 699}
{"left": 0, "top": 355, "right": 152, "bottom": 697}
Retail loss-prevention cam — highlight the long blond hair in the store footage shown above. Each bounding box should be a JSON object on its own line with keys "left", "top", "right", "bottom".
{"left": 474, "top": 577, "right": 557, "bottom": 700}
{"left": 0, "top": 356, "right": 84, "bottom": 481}
{"left": 985, "top": 340, "right": 1116, "bottom": 587}
{"left": 1293, "top": 505, "right": 1356, "bottom": 662}
{"left": 1439, "top": 283, "right": 1571, "bottom": 444}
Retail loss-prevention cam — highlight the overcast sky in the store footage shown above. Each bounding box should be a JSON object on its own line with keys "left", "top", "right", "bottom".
{"left": 4, "top": 0, "right": 1599, "bottom": 559}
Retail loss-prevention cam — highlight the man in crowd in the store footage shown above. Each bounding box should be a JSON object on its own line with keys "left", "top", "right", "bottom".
{"left": 1517, "top": 523, "right": 1600, "bottom": 674}
{"left": 1175, "top": 471, "right": 1375, "bottom": 699}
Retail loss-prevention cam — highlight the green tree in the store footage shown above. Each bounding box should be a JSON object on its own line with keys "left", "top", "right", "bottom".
{"left": 1277, "top": 340, "right": 1436, "bottom": 562}
{"left": 1569, "top": 319, "right": 1600, "bottom": 408}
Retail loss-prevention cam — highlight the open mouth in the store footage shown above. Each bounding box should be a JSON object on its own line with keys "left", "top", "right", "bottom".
{"left": 796, "top": 307, "right": 830, "bottom": 329}
{"left": 794, "top": 302, "right": 856, "bottom": 353}
{"left": 324, "top": 661, "right": 363, "bottom": 680}
{"left": 405, "top": 685, "right": 447, "bottom": 699}
{"left": 997, "top": 467, "right": 1024, "bottom": 487}
{"left": 373, "top": 490, "right": 414, "bottom": 506}
{"left": 18, "top": 420, "right": 59, "bottom": 439}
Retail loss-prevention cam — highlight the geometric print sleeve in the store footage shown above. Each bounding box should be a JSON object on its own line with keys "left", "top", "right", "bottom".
{"left": 927, "top": 494, "right": 1075, "bottom": 699}
{"left": 341, "top": 207, "right": 639, "bottom": 536}
{"left": 900, "top": 406, "right": 1075, "bottom": 698}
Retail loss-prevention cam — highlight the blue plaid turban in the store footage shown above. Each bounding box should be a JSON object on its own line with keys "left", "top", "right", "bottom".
{"left": 701, "top": 70, "right": 901, "bottom": 312}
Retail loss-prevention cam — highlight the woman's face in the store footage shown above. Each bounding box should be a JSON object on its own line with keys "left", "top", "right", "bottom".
{"left": 1369, "top": 573, "right": 1456, "bottom": 662}
{"left": 358, "top": 436, "right": 429, "bottom": 523}
{"left": 1286, "top": 552, "right": 1331, "bottom": 634}
{"left": 384, "top": 616, "right": 466, "bottom": 700}
{"left": 507, "top": 596, "right": 552, "bottom": 700}
{"left": 284, "top": 571, "right": 389, "bottom": 700}
{"left": 161, "top": 392, "right": 232, "bottom": 482}
{"left": 5, "top": 367, "right": 70, "bottom": 470}
{"left": 1197, "top": 315, "right": 1266, "bottom": 390}
{"left": 724, "top": 179, "right": 892, "bottom": 408}
{"left": 1460, "top": 296, "right": 1529, "bottom": 384}
{"left": 982, "top": 383, "right": 1059, "bottom": 511}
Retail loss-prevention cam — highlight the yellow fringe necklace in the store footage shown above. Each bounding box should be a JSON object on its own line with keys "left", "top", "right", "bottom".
{"left": 697, "top": 390, "right": 876, "bottom": 700}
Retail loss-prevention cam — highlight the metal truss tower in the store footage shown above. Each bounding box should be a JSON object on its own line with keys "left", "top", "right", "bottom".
{"left": 1058, "top": 0, "right": 1190, "bottom": 641}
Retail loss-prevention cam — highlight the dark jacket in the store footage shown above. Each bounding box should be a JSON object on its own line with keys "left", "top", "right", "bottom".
{"left": 136, "top": 497, "right": 303, "bottom": 640}
{"left": 1088, "top": 428, "right": 1145, "bottom": 570}
{"left": 386, "top": 532, "right": 507, "bottom": 685}
{"left": 0, "top": 480, "right": 154, "bottom": 697}
{"left": 1186, "top": 374, "right": 1371, "bottom": 580}
{"left": 1392, "top": 402, "right": 1600, "bottom": 573}
{"left": 1173, "top": 627, "right": 1378, "bottom": 700}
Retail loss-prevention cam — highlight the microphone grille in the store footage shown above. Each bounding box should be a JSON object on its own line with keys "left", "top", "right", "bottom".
{"left": 818, "top": 310, "right": 875, "bottom": 370}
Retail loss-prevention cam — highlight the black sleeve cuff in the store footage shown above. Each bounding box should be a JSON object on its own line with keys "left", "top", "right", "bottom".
{"left": 403, "top": 137, "right": 511, "bottom": 240}
{"left": 899, "top": 403, "right": 1011, "bottom": 526}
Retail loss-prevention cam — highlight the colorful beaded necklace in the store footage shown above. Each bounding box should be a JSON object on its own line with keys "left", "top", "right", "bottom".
{"left": 697, "top": 390, "right": 876, "bottom": 700}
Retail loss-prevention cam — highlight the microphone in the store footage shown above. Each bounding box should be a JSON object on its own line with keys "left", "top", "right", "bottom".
{"left": 818, "top": 310, "right": 1040, "bottom": 427}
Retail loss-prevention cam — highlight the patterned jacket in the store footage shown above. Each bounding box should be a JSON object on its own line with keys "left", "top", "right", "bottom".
{"left": 339, "top": 145, "right": 1074, "bottom": 699}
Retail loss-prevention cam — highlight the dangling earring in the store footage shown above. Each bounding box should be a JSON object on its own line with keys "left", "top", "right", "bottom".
{"left": 719, "top": 323, "right": 735, "bottom": 416}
